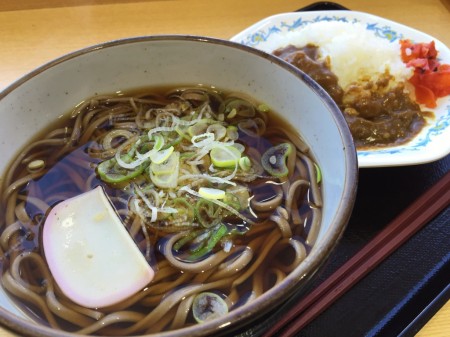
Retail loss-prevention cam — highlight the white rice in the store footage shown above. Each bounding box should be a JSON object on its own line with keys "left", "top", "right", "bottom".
{"left": 270, "top": 21, "right": 412, "bottom": 88}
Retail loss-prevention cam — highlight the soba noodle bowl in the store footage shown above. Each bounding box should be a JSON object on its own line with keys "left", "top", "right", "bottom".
{"left": 0, "top": 86, "right": 322, "bottom": 335}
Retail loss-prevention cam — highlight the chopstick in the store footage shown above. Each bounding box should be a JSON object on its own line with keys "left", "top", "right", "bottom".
{"left": 263, "top": 170, "right": 450, "bottom": 337}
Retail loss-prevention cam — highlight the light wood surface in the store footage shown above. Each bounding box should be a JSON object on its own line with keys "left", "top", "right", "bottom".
{"left": 0, "top": 0, "right": 449, "bottom": 336}
{"left": 416, "top": 300, "right": 450, "bottom": 337}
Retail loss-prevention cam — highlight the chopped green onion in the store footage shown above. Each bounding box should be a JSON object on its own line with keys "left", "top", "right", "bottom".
{"left": 174, "top": 124, "right": 191, "bottom": 141}
{"left": 192, "top": 292, "right": 229, "bottom": 323}
{"left": 181, "top": 186, "right": 255, "bottom": 225}
{"left": 189, "top": 223, "right": 227, "bottom": 260}
{"left": 149, "top": 151, "right": 180, "bottom": 188}
{"left": 150, "top": 151, "right": 178, "bottom": 175}
{"left": 163, "top": 132, "right": 183, "bottom": 149}
{"left": 180, "top": 151, "right": 196, "bottom": 159}
{"left": 148, "top": 126, "right": 176, "bottom": 139}
{"left": 198, "top": 187, "right": 226, "bottom": 200}
{"left": 191, "top": 132, "right": 215, "bottom": 148}
{"left": 97, "top": 155, "right": 147, "bottom": 184}
{"left": 261, "top": 143, "right": 292, "bottom": 178}
{"left": 210, "top": 146, "right": 241, "bottom": 168}
{"left": 314, "top": 163, "right": 322, "bottom": 184}
{"left": 226, "top": 125, "right": 239, "bottom": 140}
{"left": 149, "top": 171, "right": 177, "bottom": 189}
{"left": 232, "top": 143, "right": 245, "bottom": 153}
{"left": 222, "top": 98, "right": 255, "bottom": 118}
{"left": 188, "top": 122, "right": 209, "bottom": 138}
{"left": 149, "top": 146, "right": 174, "bottom": 164}
{"left": 195, "top": 199, "right": 221, "bottom": 228}
{"left": 206, "top": 124, "right": 226, "bottom": 140}
{"left": 226, "top": 108, "right": 237, "bottom": 119}
{"left": 151, "top": 134, "right": 165, "bottom": 151}
{"left": 238, "top": 156, "right": 252, "bottom": 171}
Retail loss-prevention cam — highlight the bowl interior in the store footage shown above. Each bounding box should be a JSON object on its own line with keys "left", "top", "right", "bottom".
{"left": 0, "top": 36, "right": 357, "bottom": 336}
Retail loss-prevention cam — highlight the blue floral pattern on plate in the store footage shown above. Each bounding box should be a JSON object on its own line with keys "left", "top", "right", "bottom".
{"left": 240, "top": 15, "right": 403, "bottom": 46}
{"left": 232, "top": 11, "right": 450, "bottom": 167}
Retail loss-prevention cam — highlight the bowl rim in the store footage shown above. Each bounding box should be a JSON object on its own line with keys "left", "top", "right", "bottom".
{"left": 0, "top": 34, "right": 358, "bottom": 337}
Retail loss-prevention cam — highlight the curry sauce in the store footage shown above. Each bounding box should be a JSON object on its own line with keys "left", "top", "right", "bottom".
{"left": 274, "top": 44, "right": 428, "bottom": 149}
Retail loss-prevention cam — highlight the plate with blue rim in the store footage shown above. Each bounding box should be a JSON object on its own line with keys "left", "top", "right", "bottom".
{"left": 231, "top": 11, "right": 450, "bottom": 168}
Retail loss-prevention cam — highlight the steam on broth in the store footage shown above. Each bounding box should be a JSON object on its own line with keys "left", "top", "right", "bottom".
{"left": 0, "top": 86, "right": 322, "bottom": 335}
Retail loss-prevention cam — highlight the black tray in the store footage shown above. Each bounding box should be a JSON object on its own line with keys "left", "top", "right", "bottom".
{"left": 297, "top": 156, "right": 450, "bottom": 337}
{"left": 234, "top": 2, "right": 450, "bottom": 336}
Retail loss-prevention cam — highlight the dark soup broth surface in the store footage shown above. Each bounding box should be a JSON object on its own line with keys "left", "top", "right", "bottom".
{"left": 0, "top": 85, "right": 322, "bottom": 335}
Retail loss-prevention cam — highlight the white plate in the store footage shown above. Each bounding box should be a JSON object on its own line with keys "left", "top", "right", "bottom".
{"left": 231, "top": 11, "right": 450, "bottom": 168}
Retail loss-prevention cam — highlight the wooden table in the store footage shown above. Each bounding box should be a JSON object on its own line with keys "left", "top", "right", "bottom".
{"left": 0, "top": 0, "right": 449, "bottom": 336}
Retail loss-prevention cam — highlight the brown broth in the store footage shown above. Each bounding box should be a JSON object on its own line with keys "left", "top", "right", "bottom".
{"left": 0, "top": 85, "right": 321, "bottom": 335}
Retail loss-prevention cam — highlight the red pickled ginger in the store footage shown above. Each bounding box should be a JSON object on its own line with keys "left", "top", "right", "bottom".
{"left": 400, "top": 39, "right": 450, "bottom": 108}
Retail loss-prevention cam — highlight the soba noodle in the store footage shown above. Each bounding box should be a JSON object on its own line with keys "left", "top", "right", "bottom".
{"left": 0, "top": 86, "right": 322, "bottom": 335}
